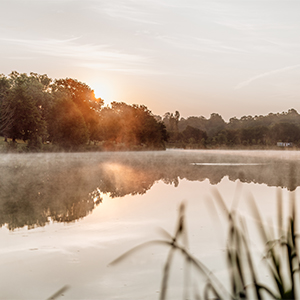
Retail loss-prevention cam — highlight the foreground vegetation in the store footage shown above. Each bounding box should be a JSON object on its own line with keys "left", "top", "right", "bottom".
{"left": 112, "top": 187, "right": 300, "bottom": 300}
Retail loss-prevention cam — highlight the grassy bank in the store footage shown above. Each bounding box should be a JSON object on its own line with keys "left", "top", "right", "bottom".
{"left": 1, "top": 136, "right": 296, "bottom": 153}
{"left": 0, "top": 137, "right": 166, "bottom": 153}
{"left": 166, "top": 141, "right": 298, "bottom": 151}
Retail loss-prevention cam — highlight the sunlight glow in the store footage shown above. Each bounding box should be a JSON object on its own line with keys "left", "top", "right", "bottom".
{"left": 102, "top": 162, "right": 152, "bottom": 195}
{"left": 93, "top": 85, "right": 114, "bottom": 105}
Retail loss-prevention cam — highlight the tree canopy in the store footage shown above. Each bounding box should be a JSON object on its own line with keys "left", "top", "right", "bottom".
{"left": 2, "top": 71, "right": 300, "bottom": 152}
{"left": 99, "top": 102, "right": 167, "bottom": 149}
{"left": 163, "top": 109, "right": 300, "bottom": 148}
{"left": 0, "top": 72, "right": 167, "bottom": 151}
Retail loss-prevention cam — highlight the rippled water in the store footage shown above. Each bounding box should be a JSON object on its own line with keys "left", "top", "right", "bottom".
{"left": 0, "top": 149, "right": 299, "bottom": 299}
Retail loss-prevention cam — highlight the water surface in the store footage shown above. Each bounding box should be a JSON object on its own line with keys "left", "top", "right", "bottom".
{"left": 0, "top": 149, "right": 299, "bottom": 299}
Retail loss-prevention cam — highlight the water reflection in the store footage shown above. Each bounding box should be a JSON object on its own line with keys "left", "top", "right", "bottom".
{"left": 0, "top": 157, "right": 102, "bottom": 230}
{"left": 0, "top": 150, "right": 299, "bottom": 230}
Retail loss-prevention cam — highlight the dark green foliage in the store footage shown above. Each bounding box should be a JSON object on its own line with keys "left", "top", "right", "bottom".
{"left": 0, "top": 74, "right": 10, "bottom": 105}
{"left": 0, "top": 72, "right": 167, "bottom": 151}
{"left": 0, "top": 72, "right": 49, "bottom": 148}
{"left": 99, "top": 102, "right": 167, "bottom": 149}
{"left": 163, "top": 111, "right": 180, "bottom": 132}
{"left": 270, "top": 122, "right": 300, "bottom": 143}
{"left": 48, "top": 95, "right": 89, "bottom": 149}
{"left": 164, "top": 109, "right": 300, "bottom": 148}
{"left": 182, "top": 125, "right": 207, "bottom": 144}
{"left": 207, "top": 113, "right": 226, "bottom": 136}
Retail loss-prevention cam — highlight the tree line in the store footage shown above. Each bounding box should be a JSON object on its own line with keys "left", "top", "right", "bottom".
{"left": 161, "top": 109, "right": 300, "bottom": 148}
{"left": 0, "top": 72, "right": 167, "bottom": 151}
{"left": 1, "top": 71, "right": 300, "bottom": 152}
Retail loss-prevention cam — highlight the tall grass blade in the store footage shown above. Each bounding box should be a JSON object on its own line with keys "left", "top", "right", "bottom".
{"left": 160, "top": 247, "right": 175, "bottom": 300}
{"left": 109, "top": 240, "right": 173, "bottom": 266}
{"left": 161, "top": 202, "right": 188, "bottom": 300}
{"left": 248, "top": 190, "right": 285, "bottom": 297}
{"left": 203, "top": 282, "right": 223, "bottom": 300}
{"left": 246, "top": 192, "right": 268, "bottom": 244}
{"left": 277, "top": 188, "right": 283, "bottom": 240}
{"left": 231, "top": 180, "right": 243, "bottom": 212}
{"left": 156, "top": 227, "right": 173, "bottom": 240}
{"left": 183, "top": 256, "right": 191, "bottom": 300}
{"left": 252, "top": 284, "right": 278, "bottom": 299}
{"left": 211, "top": 187, "right": 229, "bottom": 218}
{"left": 46, "top": 285, "right": 70, "bottom": 300}
{"left": 205, "top": 195, "right": 224, "bottom": 245}
{"left": 111, "top": 186, "right": 300, "bottom": 300}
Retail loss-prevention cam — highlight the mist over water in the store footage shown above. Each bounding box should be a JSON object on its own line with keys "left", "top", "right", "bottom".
{"left": 0, "top": 149, "right": 299, "bottom": 299}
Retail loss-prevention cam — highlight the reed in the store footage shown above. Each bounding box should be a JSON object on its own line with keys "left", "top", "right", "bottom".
{"left": 111, "top": 188, "right": 300, "bottom": 300}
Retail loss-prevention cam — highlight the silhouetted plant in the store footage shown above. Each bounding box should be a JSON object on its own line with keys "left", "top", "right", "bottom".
{"left": 111, "top": 187, "right": 300, "bottom": 300}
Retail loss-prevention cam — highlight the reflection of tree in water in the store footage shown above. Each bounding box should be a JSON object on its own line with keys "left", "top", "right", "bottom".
{"left": 97, "top": 162, "right": 180, "bottom": 197}
{"left": 1, "top": 151, "right": 300, "bottom": 230}
{"left": 97, "top": 164, "right": 155, "bottom": 197}
{"left": 0, "top": 163, "right": 103, "bottom": 230}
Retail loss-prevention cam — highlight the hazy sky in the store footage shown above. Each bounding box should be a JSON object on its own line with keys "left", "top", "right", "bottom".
{"left": 1, "top": 0, "right": 300, "bottom": 120}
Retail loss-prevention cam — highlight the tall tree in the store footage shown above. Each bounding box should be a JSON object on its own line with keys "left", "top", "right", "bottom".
{"left": 181, "top": 125, "right": 207, "bottom": 144}
{"left": 47, "top": 92, "right": 89, "bottom": 149}
{"left": 0, "top": 72, "right": 49, "bottom": 147}
{"left": 0, "top": 75, "right": 11, "bottom": 141}
{"left": 53, "top": 78, "right": 104, "bottom": 142}
{"left": 99, "top": 102, "right": 167, "bottom": 148}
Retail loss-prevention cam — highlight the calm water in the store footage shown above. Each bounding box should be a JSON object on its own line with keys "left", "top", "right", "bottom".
{"left": 0, "top": 149, "right": 300, "bottom": 299}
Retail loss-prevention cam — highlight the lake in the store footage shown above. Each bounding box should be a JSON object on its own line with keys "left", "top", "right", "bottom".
{"left": 0, "top": 149, "right": 299, "bottom": 299}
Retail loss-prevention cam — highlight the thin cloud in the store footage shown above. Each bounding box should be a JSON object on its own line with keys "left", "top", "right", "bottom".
{"left": 0, "top": 37, "right": 142, "bottom": 61}
{"left": 235, "top": 64, "right": 300, "bottom": 89}
{"left": 262, "top": 38, "right": 300, "bottom": 50}
{"left": 101, "top": 2, "right": 160, "bottom": 25}
{"left": 80, "top": 63, "right": 168, "bottom": 75}
{"left": 215, "top": 19, "right": 294, "bottom": 32}
{"left": 158, "top": 35, "right": 247, "bottom": 54}
{"left": 0, "top": 37, "right": 148, "bottom": 71}
{"left": 6, "top": 56, "right": 34, "bottom": 60}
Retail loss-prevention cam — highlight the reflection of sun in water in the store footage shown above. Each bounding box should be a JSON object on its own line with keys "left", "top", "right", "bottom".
{"left": 103, "top": 163, "right": 149, "bottom": 189}
{"left": 103, "top": 163, "right": 135, "bottom": 183}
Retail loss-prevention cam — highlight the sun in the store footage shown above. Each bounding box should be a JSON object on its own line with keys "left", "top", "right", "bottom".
{"left": 93, "top": 84, "right": 114, "bottom": 106}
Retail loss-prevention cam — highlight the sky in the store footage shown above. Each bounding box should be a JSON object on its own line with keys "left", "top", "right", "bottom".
{"left": 1, "top": 0, "right": 300, "bottom": 121}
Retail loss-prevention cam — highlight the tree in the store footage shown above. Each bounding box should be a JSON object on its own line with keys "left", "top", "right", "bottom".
{"left": 99, "top": 102, "right": 167, "bottom": 148}
{"left": 163, "top": 111, "right": 180, "bottom": 132}
{"left": 0, "top": 72, "right": 49, "bottom": 147}
{"left": 0, "top": 75, "right": 11, "bottom": 141}
{"left": 270, "top": 123, "right": 300, "bottom": 144}
{"left": 47, "top": 93, "right": 89, "bottom": 149}
{"left": 206, "top": 113, "right": 226, "bottom": 136}
{"left": 53, "top": 78, "right": 104, "bottom": 142}
{"left": 181, "top": 125, "right": 207, "bottom": 144}
{"left": 135, "top": 104, "right": 168, "bottom": 148}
